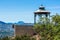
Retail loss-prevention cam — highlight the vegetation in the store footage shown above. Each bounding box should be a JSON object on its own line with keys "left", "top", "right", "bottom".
{"left": 1, "top": 37, "right": 10, "bottom": 40}
{"left": 0, "top": 35, "right": 36, "bottom": 40}
{"left": 14, "top": 35, "right": 36, "bottom": 40}
{"left": 34, "top": 14, "right": 60, "bottom": 40}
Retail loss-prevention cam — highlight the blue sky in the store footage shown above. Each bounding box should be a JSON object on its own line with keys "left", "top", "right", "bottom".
{"left": 0, "top": 0, "right": 60, "bottom": 23}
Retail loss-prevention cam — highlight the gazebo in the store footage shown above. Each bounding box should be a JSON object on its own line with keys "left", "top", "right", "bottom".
{"left": 34, "top": 5, "right": 50, "bottom": 24}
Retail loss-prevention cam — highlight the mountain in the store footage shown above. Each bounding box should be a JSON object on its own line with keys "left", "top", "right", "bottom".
{"left": 15, "top": 21, "right": 34, "bottom": 26}
{"left": 0, "top": 21, "right": 14, "bottom": 37}
{"left": 0, "top": 21, "right": 6, "bottom": 24}
{"left": 15, "top": 21, "right": 24, "bottom": 25}
{"left": 0, "top": 21, "right": 34, "bottom": 37}
{"left": 0, "top": 21, "right": 25, "bottom": 37}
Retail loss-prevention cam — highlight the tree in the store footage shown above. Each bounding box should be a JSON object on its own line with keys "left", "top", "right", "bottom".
{"left": 52, "top": 13, "right": 60, "bottom": 25}
{"left": 34, "top": 14, "right": 60, "bottom": 40}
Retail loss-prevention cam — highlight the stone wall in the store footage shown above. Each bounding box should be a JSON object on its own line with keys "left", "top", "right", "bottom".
{"left": 14, "top": 25, "right": 36, "bottom": 36}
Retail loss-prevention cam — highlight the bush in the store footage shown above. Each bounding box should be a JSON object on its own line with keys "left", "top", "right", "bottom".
{"left": 34, "top": 14, "right": 60, "bottom": 40}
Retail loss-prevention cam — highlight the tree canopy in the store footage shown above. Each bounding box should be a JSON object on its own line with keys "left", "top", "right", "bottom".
{"left": 34, "top": 14, "right": 60, "bottom": 40}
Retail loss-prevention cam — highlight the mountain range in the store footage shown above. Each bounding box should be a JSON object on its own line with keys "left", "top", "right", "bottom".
{"left": 0, "top": 21, "right": 14, "bottom": 37}
{"left": 0, "top": 21, "right": 34, "bottom": 37}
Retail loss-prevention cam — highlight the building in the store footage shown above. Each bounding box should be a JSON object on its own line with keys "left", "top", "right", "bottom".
{"left": 14, "top": 24, "right": 36, "bottom": 36}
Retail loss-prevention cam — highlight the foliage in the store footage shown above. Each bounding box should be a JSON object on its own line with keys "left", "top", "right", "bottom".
{"left": 0, "top": 34, "right": 36, "bottom": 40}
{"left": 14, "top": 35, "right": 36, "bottom": 40}
{"left": 34, "top": 14, "right": 60, "bottom": 40}
{"left": 1, "top": 36, "right": 10, "bottom": 40}
{"left": 52, "top": 14, "right": 60, "bottom": 24}
{"left": 15, "top": 35, "right": 31, "bottom": 40}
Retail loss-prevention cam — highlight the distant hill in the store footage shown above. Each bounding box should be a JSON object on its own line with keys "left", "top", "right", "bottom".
{"left": 0, "top": 21, "right": 6, "bottom": 24}
{"left": 15, "top": 21, "right": 34, "bottom": 26}
{"left": 15, "top": 21, "right": 24, "bottom": 25}
{"left": 0, "top": 21, "right": 14, "bottom": 38}
{"left": 0, "top": 21, "right": 34, "bottom": 37}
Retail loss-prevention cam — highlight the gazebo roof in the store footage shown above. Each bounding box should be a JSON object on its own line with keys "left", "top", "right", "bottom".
{"left": 34, "top": 5, "right": 50, "bottom": 14}
{"left": 35, "top": 10, "right": 50, "bottom": 13}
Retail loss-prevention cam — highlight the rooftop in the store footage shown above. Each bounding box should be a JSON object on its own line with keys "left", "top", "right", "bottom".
{"left": 34, "top": 5, "right": 50, "bottom": 14}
